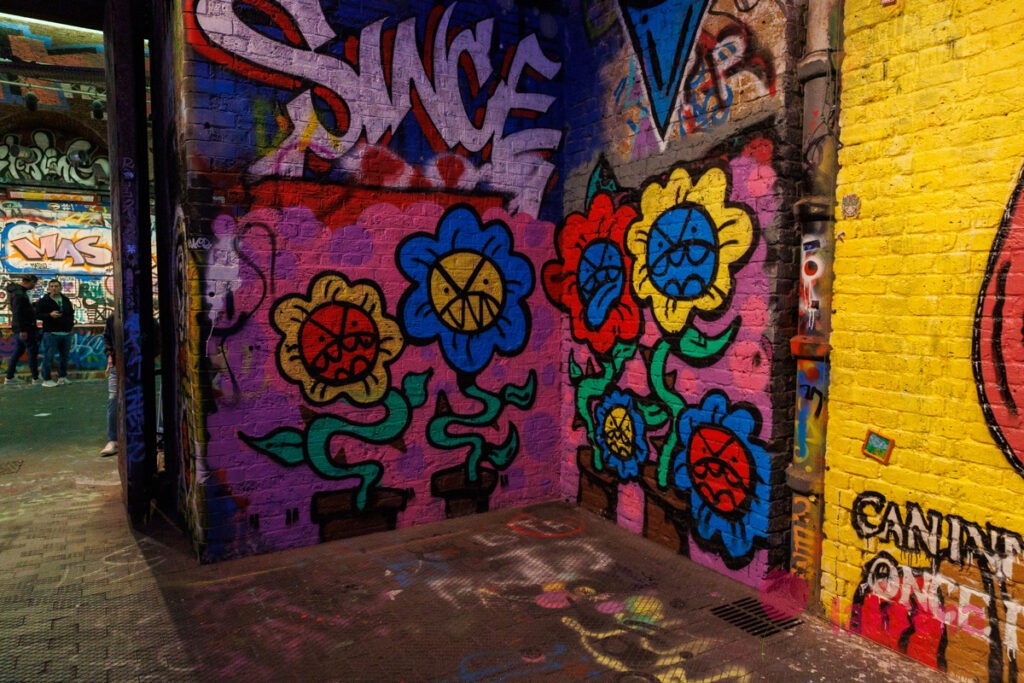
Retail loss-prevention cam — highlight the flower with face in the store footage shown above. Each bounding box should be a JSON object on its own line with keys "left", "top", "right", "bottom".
{"left": 672, "top": 390, "right": 770, "bottom": 558}
{"left": 272, "top": 272, "right": 403, "bottom": 405}
{"left": 593, "top": 390, "right": 648, "bottom": 480}
{"left": 627, "top": 167, "right": 755, "bottom": 333}
{"left": 543, "top": 194, "right": 641, "bottom": 356}
{"left": 398, "top": 205, "right": 534, "bottom": 375}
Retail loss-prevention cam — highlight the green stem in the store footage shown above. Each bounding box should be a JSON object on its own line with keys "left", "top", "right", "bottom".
{"left": 428, "top": 373, "right": 536, "bottom": 482}
{"left": 241, "top": 372, "right": 431, "bottom": 511}
{"left": 648, "top": 339, "right": 689, "bottom": 488}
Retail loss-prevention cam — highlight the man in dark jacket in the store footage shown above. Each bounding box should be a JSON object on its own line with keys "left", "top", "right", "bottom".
{"left": 4, "top": 273, "right": 40, "bottom": 385}
{"left": 35, "top": 279, "right": 75, "bottom": 387}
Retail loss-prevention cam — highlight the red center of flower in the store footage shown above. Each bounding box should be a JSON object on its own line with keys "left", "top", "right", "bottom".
{"left": 687, "top": 426, "right": 753, "bottom": 516}
{"left": 299, "top": 303, "right": 380, "bottom": 385}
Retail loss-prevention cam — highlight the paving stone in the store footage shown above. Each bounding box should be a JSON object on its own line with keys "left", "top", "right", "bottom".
{"left": 0, "top": 380, "right": 949, "bottom": 682}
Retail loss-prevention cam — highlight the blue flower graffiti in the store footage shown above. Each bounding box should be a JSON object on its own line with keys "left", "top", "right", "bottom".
{"left": 672, "top": 390, "right": 770, "bottom": 559}
{"left": 594, "top": 390, "right": 648, "bottom": 480}
{"left": 398, "top": 205, "right": 534, "bottom": 375}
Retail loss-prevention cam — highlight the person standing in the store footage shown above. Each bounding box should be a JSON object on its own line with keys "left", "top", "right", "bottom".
{"left": 100, "top": 313, "right": 118, "bottom": 456}
{"left": 36, "top": 279, "right": 75, "bottom": 387}
{"left": 3, "top": 273, "right": 40, "bottom": 385}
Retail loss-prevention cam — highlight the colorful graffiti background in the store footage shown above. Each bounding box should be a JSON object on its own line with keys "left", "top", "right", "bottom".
{"left": 0, "top": 195, "right": 112, "bottom": 372}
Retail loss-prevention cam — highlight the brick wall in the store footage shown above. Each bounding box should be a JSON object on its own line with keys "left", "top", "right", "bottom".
{"left": 553, "top": 0, "right": 803, "bottom": 585}
{"left": 823, "top": 1, "right": 1024, "bottom": 679}
{"left": 172, "top": 0, "right": 805, "bottom": 592}
{"left": 175, "top": 0, "right": 566, "bottom": 560}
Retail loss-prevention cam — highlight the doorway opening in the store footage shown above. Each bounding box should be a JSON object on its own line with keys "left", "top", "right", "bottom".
{"left": 0, "top": 6, "right": 176, "bottom": 529}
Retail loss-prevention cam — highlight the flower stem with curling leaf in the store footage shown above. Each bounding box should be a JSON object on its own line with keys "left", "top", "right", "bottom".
{"left": 239, "top": 371, "right": 432, "bottom": 510}
{"left": 428, "top": 371, "right": 537, "bottom": 483}
{"left": 649, "top": 339, "right": 689, "bottom": 488}
{"left": 571, "top": 341, "right": 636, "bottom": 470}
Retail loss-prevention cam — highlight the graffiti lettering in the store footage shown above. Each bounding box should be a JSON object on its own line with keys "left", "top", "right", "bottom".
{"left": 852, "top": 491, "right": 1023, "bottom": 573}
{"left": 189, "top": 0, "right": 562, "bottom": 216}
{"left": 10, "top": 233, "right": 111, "bottom": 267}
{"left": 849, "top": 492, "right": 1024, "bottom": 677}
{"left": 2, "top": 219, "right": 111, "bottom": 274}
{"left": 0, "top": 132, "right": 109, "bottom": 189}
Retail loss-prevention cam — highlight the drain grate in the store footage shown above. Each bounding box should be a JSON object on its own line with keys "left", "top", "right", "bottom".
{"left": 0, "top": 460, "right": 24, "bottom": 476}
{"left": 709, "top": 596, "right": 802, "bottom": 638}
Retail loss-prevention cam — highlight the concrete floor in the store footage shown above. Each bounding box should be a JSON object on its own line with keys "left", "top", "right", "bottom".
{"left": 0, "top": 379, "right": 949, "bottom": 682}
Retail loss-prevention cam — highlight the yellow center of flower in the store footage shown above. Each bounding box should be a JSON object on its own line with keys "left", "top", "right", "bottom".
{"left": 603, "top": 406, "right": 635, "bottom": 459}
{"left": 429, "top": 251, "right": 504, "bottom": 332}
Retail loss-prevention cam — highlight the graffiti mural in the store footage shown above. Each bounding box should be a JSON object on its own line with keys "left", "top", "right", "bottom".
{"left": 0, "top": 17, "right": 106, "bottom": 114}
{"left": 617, "top": 0, "right": 712, "bottom": 140}
{"left": 604, "top": 1, "right": 780, "bottom": 159}
{"left": 175, "top": 0, "right": 569, "bottom": 560}
{"left": 975, "top": 165, "right": 1024, "bottom": 477}
{"left": 186, "top": 0, "right": 563, "bottom": 217}
{"left": 0, "top": 196, "right": 113, "bottom": 369}
{"left": 545, "top": 137, "right": 780, "bottom": 575}
{"left": 0, "top": 132, "right": 110, "bottom": 189}
{"left": 840, "top": 491, "right": 1024, "bottom": 680}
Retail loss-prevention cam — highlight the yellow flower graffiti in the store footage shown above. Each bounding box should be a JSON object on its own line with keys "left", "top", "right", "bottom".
{"left": 627, "top": 167, "right": 755, "bottom": 333}
{"left": 272, "top": 272, "right": 404, "bottom": 405}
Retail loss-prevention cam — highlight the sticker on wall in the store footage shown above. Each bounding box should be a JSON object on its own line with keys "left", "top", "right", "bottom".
{"left": 861, "top": 430, "right": 894, "bottom": 464}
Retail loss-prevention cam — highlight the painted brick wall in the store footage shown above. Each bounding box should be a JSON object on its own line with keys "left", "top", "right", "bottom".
{"left": 175, "top": 0, "right": 567, "bottom": 560}
{"left": 171, "top": 0, "right": 804, "bottom": 593}
{"left": 0, "top": 196, "right": 112, "bottom": 375}
{"left": 554, "top": 0, "right": 803, "bottom": 587}
{"left": 823, "top": 1, "right": 1024, "bottom": 679}
{"left": 0, "top": 18, "right": 113, "bottom": 378}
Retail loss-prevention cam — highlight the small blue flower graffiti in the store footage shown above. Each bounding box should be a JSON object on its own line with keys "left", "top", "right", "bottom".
{"left": 672, "top": 390, "right": 770, "bottom": 559}
{"left": 397, "top": 205, "right": 534, "bottom": 375}
{"left": 594, "top": 390, "right": 648, "bottom": 480}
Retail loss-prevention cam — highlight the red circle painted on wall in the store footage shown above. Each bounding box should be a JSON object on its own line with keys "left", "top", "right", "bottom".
{"left": 686, "top": 425, "right": 754, "bottom": 517}
{"left": 299, "top": 302, "right": 379, "bottom": 386}
{"left": 975, "top": 166, "right": 1024, "bottom": 476}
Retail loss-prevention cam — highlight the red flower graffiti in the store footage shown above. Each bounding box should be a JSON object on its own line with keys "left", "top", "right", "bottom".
{"left": 273, "top": 272, "right": 403, "bottom": 405}
{"left": 542, "top": 194, "right": 641, "bottom": 355}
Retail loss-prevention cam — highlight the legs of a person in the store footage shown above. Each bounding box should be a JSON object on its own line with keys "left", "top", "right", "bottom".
{"left": 107, "top": 365, "right": 117, "bottom": 441}
{"left": 5, "top": 335, "right": 25, "bottom": 379}
{"left": 40, "top": 332, "right": 54, "bottom": 381}
{"left": 26, "top": 331, "right": 40, "bottom": 380}
{"left": 56, "top": 334, "right": 70, "bottom": 379}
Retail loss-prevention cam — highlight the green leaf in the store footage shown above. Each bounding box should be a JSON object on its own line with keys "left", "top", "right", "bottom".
{"left": 568, "top": 351, "right": 583, "bottom": 382}
{"left": 638, "top": 402, "right": 670, "bottom": 429}
{"left": 610, "top": 340, "right": 638, "bottom": 373}
{"left": 487, "top": 425, "right": 520, "bottom": 470}
{"left": 677, "top": 317, "right": 740, "bottom": 367}
{"left": 585, "top": 157, "right": 619, "bottom": 209}
{"left": 503, "top": 371, "right": 537, "bottom": 409}
{"left": 239, "top": 428, "right": 305, "bottom": 466}
{"left": 403, "top": 370, "right": 433, "bottom": 408}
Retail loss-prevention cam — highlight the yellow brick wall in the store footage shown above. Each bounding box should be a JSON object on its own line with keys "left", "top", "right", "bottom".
{"left": 824, "top": 1, "right": 1024, "bottom": 678}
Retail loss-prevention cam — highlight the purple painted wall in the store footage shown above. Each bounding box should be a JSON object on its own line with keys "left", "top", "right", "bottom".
{"left": 175, "top": 0, "right": 566, "bottom": 560}
{"left": 555, "top": 0, "right": 801, "bottom": 586}
{"left": 170, "top": 0, "right": 802, "bottom": 578}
